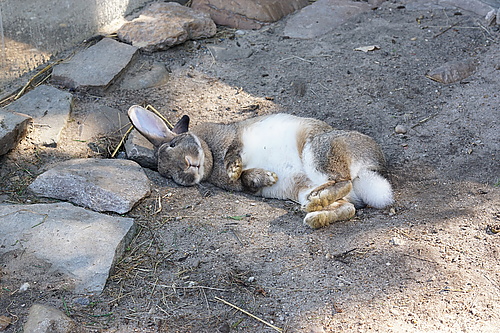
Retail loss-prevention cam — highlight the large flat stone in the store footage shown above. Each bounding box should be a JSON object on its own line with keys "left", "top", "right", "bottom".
{"left": 77, "top": 105, "right": 129, "bottom": 141}
{"left": 3, "top": 85, "right": 72, "bottom": 147}
{"left": 0, "top": 110, "right": 31, "bottom": 155}
{"left": 117, "top": 2, "right": 216, "bottom": 52}
{"left": 192, "top": 0, "right": 309, "bottom": 29}
{"left": 51, "top": 38, "right": 138, "bottom": 94}
{"left": 29, "top": 158, "right": 151, "bottom": 214}
{"left": 284, "top": 0, "right": 372, "bottom": 39}
{"left": 0, "top": 202, "right": 136, "bottom": 294}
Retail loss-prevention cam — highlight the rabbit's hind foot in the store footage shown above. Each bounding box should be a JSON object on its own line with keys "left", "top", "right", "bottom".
{"left": 303, "top": 180, "right": 352, "bottom": 212}
{"left": 304, "top": 200, "right": 355, "bottom": 229}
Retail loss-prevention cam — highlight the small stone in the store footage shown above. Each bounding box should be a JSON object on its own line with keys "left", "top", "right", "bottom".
{"left": 23, "top": 304, "right": 76, "bottom": 333}
{"left": 73, "top": 297, "right": 91, "bottom": 306}
{"left": 207, "top": 39, "right": 254, "bottom": 61}
{"left": 120, "top": 62, "right": 170, "bottom": 90}
{"left": 390, "top": 237, "right": 406, "bottom": 246}
{"left": 0, "top": 110, "right": 32, "bottom": 156}
{"left": 395, "top": 124, "right": 407, "bottom": 134}
{"left": 248, "top": 276, "right": 255, "bottom": 282}
{"left": 19, "top": 282, "right": 30, "bottom": 292}
{"left": 125, "top": 129, "right": 157, "bottom": 170}
{"left": 390, "top": 308, "right": 401, "bottom": 316}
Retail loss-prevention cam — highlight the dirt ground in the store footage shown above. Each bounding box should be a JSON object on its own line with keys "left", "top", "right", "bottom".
{"left": 1, "top": 1, "right": 500, "bottom": 332}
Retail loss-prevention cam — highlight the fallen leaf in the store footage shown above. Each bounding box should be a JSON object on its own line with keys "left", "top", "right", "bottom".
{"left": 354, "top": 45, "right": 380, "bottom": 52}
{"left": 0, "top": 316, "right": 12, "bottom": 331}
{"left": 425, "top": 60, "right": 477, "bottom": 84}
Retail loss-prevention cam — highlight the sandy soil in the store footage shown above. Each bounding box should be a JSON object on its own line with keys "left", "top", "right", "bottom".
{"left": 1, "top": 1, "right": 499, "bottom": 332}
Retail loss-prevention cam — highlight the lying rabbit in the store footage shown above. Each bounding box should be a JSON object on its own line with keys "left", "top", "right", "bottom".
{"left": 128, "top": 105, "right": 393, "bottom": 228}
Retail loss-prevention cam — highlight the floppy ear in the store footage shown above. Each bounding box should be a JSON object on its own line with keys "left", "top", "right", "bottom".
{"left": 128, "top": 105, "right": 176, "bottom": 147}
{"left": 172, "top": 115, "right": 190, "bottom": 134}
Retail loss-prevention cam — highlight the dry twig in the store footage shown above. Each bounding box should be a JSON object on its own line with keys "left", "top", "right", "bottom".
{"left": 215, "top": 296, "right": 283, "bottom": 332}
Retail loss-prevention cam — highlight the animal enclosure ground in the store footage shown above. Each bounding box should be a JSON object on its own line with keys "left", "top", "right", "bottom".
{"left": 1, "top": 2, "right": 499, "bottom": 332}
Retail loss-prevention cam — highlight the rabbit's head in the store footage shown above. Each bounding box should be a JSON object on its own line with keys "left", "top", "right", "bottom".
{"left": 128, "top": 105, "right": 212, "bottom": 186}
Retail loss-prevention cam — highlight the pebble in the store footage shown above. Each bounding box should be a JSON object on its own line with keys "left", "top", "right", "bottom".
{"left": 390, "top": 237, "right": 406, "bottom": 246}
{"left": 395, "top": 124, "right": 407, "bottom": 134}
{"left": 19, "top": 282, "right": 30, "bottom": 292}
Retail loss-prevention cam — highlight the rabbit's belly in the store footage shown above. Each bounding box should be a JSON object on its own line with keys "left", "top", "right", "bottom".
{"left": 239, "top": 115, "right": 324, "bottom": 200}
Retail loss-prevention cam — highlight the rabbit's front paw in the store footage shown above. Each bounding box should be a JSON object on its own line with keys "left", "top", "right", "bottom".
{"left": 227, "top": 158, "right": 243, "bottom": 181}
{"left": 241, "top": 169, "right": 278, "bottom": 192}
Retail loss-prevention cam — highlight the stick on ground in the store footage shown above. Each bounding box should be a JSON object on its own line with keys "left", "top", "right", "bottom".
{"left": 214, "top": 296, "right": 283, "bottom": 332}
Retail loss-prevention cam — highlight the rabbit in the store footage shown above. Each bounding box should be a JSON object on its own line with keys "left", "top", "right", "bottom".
{"left": 128, "top": 105, "right": 393, "bottom": 228}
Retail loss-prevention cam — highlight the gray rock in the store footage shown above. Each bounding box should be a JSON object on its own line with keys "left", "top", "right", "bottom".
{"left": 77, "top": 105, "right": 129, "bottom": 141}
{"left": 117, "top": 2, "right": 216, "bottom": 52}
{"left": 125, "top": 129, "right": 157, "bottom": 170}
{"left": 207, "top": 39, "right": 254, "bottom": 61}
{"left": 395, "top": 124, "right": 407, "bottom": 134}
{"left": 23, "top": 304, "right": 76, "bottom": 333}
{"left": 192, "top": 0, "right": 309, "bottom": 29}
{"left": 0, "top": 110, "right": 32, "bottom": 155}
{"left": 3, "top": 85, "right": 72, "bottom": 147}
{"left": 284, "top": 0, "right": 371, "bottom": 39}
{"left": 51, "top": 38, "right": 138, "bottom": 94}
{"left": 0, "top": 202, "right": 136, "bottom": 294}
{"left": 29, "top": 158, "right": 150, "bottom": 214}
{"left": 407, "top": 0, "right": 496, "bottom": 17}
{"left": 120, "top": 62, "right": 170, "bottom": 90}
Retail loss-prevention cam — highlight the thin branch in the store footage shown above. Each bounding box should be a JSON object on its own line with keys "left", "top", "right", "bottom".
{"left": 215, "top": 296, "right": 283, "bottom": 332}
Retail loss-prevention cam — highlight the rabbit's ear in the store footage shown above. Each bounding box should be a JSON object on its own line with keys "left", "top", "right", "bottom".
{"left": 128, "top": 105, "right": 176, "bottom": 147}
{"left": 172, "top": 115, "right": 190, "bottom": 134}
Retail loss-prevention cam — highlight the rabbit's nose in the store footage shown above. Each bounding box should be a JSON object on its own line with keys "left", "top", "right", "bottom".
{"left": 185, "top": 156, "right": 200, "bottom": 169}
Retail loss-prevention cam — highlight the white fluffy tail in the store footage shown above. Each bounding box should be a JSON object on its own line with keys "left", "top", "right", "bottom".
{"left": 348, "top": 170, "right": 393, "bottom": 209}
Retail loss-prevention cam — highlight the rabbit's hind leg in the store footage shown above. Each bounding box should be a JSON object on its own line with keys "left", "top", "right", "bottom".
{"left": 241, "top": 168, "right": 278, "bottom": 192}
{"left": 302, "top": 180, "right": 352, "bottom": 212}
{"left": 304, "top": 199, "right": 355, "bottom": 229}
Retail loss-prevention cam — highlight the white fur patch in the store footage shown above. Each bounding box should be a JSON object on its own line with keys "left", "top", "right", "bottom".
{"left": 351, "top": 170, "right": 393, "bottom": 208}
{"left": 240, "top": 114, "right": 306, "bottom": 200}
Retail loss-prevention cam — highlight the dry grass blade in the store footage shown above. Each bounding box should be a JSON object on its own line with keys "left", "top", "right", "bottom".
{"left": 0, "top": 59, "right": 62, "bottom": 107}
{"left": 146, "top": 104, "right": 174, "bottom": 128}
{"left": 111, "top": 125, "right": 134, "bottom": 158}
{"left": 214, "top": 296, "right": 283, "bottom": 332}
{"left": 14, "top": 59, "right": 63, "bottom": 100}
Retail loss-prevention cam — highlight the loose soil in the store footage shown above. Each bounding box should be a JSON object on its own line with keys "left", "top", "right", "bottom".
{"left": 1, "top": 2, "right": 499, "bottom": 332}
